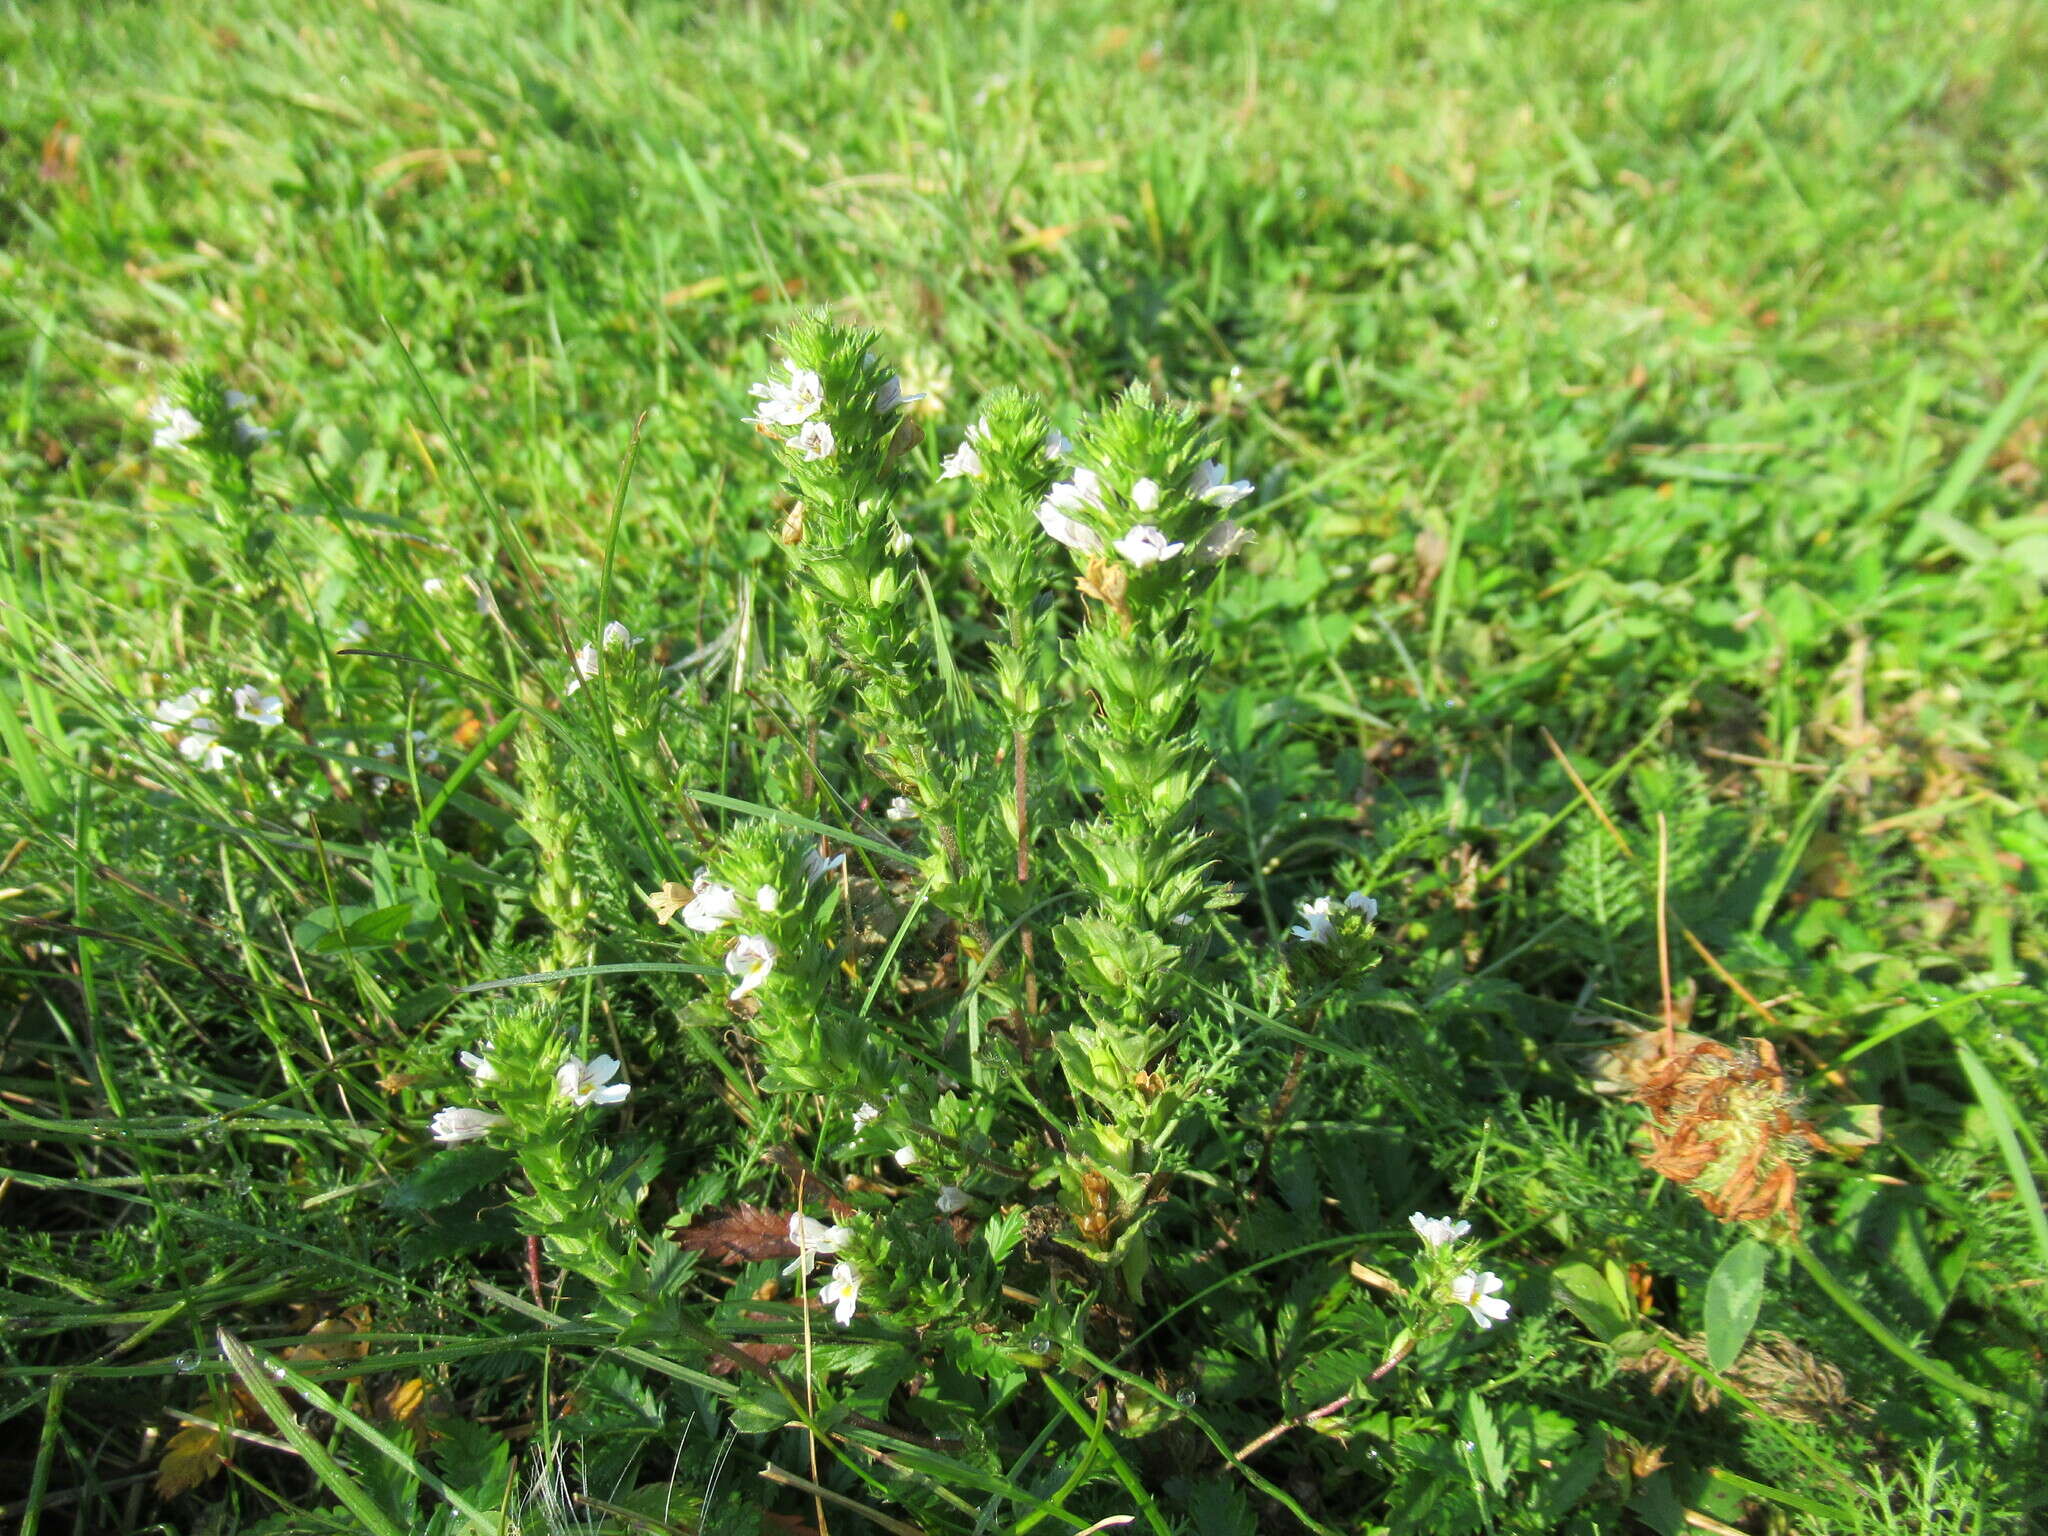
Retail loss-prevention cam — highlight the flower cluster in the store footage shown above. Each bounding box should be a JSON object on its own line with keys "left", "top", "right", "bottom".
{"left": 1289, "top": 889, "right": 1379, "bottom": 945}
{"left": 1034, "top": 455, "right": 1255, "bottom": 580}
{"left": 149, "top": 683, "right": 286, "bottom": 770}
{"left": 148, "top": 386, "right": 271, "bottom": 457}
{"left": 1282, "top": 887, "right": 1383, "bottom": 991}
{"left": 430, "top": 1046, "right": 632, "bottom": 1141}
{"left": 1408, "top": 1212, "right": 1512, "bottom": 1331}
{"left": 564, "top": 621, "right": 641, "bottom": 696}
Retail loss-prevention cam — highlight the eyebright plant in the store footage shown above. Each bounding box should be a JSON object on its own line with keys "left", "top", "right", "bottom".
{"left": 408, "top": 316, "right": 1523, "bottom": 1521}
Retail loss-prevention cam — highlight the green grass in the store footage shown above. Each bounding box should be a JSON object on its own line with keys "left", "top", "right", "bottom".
{"left": 4, "top": 0, "right": 2046, "bottom": 1531}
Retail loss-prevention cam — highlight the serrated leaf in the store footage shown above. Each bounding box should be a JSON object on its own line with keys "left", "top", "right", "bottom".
{"left": 1704, "top": 1239, "right": 1769, "bottom": 1373}
{"left": 385, "top": 1144, "right": 514, "bottom": 1213}
{"left": 1462, "top": 1391, "right": 1509, "bottom": 1496}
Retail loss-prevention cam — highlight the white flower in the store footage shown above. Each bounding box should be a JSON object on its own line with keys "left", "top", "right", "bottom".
{"left": 178, "top": 728, "right": 236, "bottom": 771}
{"left": 885, "top": 795, "right": 917, "bottom": 822}
{"left": 232, "top": 686, "right": 284, "bottom": 728}
{"left": 875, "top": 375, "right": 922, "bottom": 413}
{"left": 224, "top": 390, "right": 254, "bottom": 410}
{"left": 1190, "top": 459, "right": 1254, "bottom": 508}
{"left": 940, "top": 438, "right": 984, "bottom": 481}
{"left": 232, "top": 418, "right": 273, "bottom": 451}
{"left": 1171, "top": 912, "right": 1194, "bottom": 927}
{"left": 1346, "top": 891, "right": 1379, "bottom": 920}
{"left": 339, "top": 619, "right": 371, "bottom": 646}
{"left": 458, "top": 1046, "right": 498, "bottom": 1083}
{"left": 1045, "top": 467, "right": 1104, "bottom": 513}
{"left": 1409, "top": 1212, "right": 1472, "bottom": 1249}
{"left": 1113, "top": 524, "right": 1185, "bottom": 568}
{"left": 755, "top": 883, "right": 780, "bottom": 913}
{"left": 785, "top": 1212, "right": 853, "bottom": 1276}
{"left": 1130, "top": 477, "right": 1161, "bottom": 513}
{"left": 555, "top": 1053, "right": 631, "bottom": 1109}
{"left": 724, "top": 933, "right": 777, "bottom": 1001}
{"left": 1037, "top": 503, "right": 1104, "bottom": 553}
{"left": 1044, "top": 428, "right": 1071, "bottom": 460}
{"left": 893, "top": 1145, "right": 916, "bottom": 1168}
{"left": 1450, "top": 1270, "right": 1512, "bottom": 1330}
{"left": 601, "top": 620, "right": 639, "bottom": 650}
{"left": 1192, "top": 519, "right": 1255, "bottom": 563}
{"left": 1289, "top": 896, "right": 1336, "bottom": 945}
{"left": 151, "top": 687, "right": 213, "bottom": 733}
{"left": 681, "top": 878, "right": 744, "bottom": 933}
{"left": 746, "top": 367, "right": 825, "bottom": 428}
{"left": 818, "top": 1260, "right": 861, "bottom": 1326}
{"left": 804, "top": 848, "right": 847, "bottom": 883}
{"left": 852, "top": 1101, "right": 881, "bottom": 1131}
{"left": 149, "top": 398, "right": 203, "bottom": 449}
{"left": 408, "top": 730, "right": 443, "bottom": 765}
{"left": 937, "top": 1185, "right": 970, "bottom": 1215}
{"left": 563, "top": 641, "right": 604, "bottom": 695}
{"left": 430, "top": 1107, "right": 506, "bottom": 1143}
{"left": 791, "top": 420, "right": 836, "bottom": 460}
{"left": 422, "top": 577, "right": 448, "bottom": 597}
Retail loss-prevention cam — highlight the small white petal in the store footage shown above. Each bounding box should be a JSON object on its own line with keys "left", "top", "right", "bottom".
{"left": 940, "top": 440, "right": 984, "bottom": 480}
{"left": 1191, "top": 459, "right": 1255, "bottom": 508}
{"left": 1408, "top": 1212, "right": 1471, "bottom": 1249}
{"left": 1450, "top": 1270, "right": 1511, "bottom": 1329}
{"left": 682, "top": 881, "right": 744, "bottom": 933}
{"left": 884, "top": 796, "right": 917, "bottom": 822}
{"left": 232, "top": 686, "right": 284, "bottom": 728}
{"left": 1192, "top": 519, "right": 1255, "bottom": 563}
{"left": 791, "top": 420, "right": 836, "bottom": 460}
{"left": 937, "top": 1185, "right": 970, "bottom": 1215}
{"left": 1346, "top": 891, "right": 1379, "bottom": 920}
{"left": 1113, "top": 524, "right": 1185, "bottom": 569}
{"left": 430, "top": 1107, "right": 506, "bottom": 1143}
{"left": 756, "top": 883, "right": 780, "bottom": 913}
{"left": 745, "top": 367, "right": 826, "bottom": 427}
{"left": 818, "top": 1260, "right": 861, "bottom": 1326}
{"left": 724, "top": 934, "right": 777, "bottom": 1001}
{"left": 1130, "top": 477, "right": 1161, "bottom": 513}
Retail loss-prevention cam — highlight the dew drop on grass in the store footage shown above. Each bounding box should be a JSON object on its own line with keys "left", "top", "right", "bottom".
{"left": 1029, "top": 1334, "right": 1052, "bottom": 1354}
{"left": 1174, "top": 1388, "right": 1197, "bottom": 1407}
{"left": 175, "top": 1351, "right": 201, "bottom": 1374}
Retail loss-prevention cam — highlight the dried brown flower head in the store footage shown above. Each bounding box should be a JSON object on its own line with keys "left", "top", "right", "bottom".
{"left": 1631, "top": 1036, "right": 1828, "bottom": 1234}
{"left": 1623, "top": 1330, "right": 1856, "bottom": 1426}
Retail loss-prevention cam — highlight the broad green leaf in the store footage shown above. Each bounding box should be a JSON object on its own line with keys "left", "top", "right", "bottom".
{"left": 1704, "top": 1240, "right": 1769, "bottom": 1373}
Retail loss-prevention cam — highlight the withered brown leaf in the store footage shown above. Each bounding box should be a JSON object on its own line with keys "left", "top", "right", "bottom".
{"left": 671, "top": 1204, "right": 798, "bottom": 1265}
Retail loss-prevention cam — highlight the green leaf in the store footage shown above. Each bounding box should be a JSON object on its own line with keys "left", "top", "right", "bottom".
{"left": 1550, "top": 1258, "right": 1632, "bottom": 1343}
{"left": 1461, "top": 1390, "right": 1510, "bottom": 1497}
{"left": 1704, "top": 1239, "right": 1769, "bottom": 1373}
{"left": 385, "top": 1145, "right": 514, "bottom": 1213}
